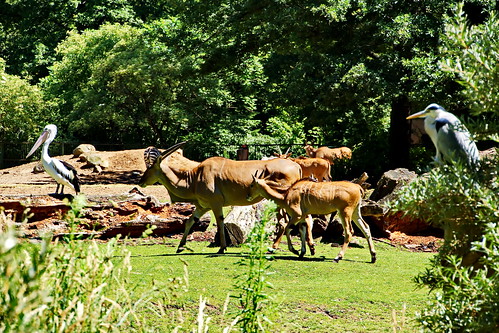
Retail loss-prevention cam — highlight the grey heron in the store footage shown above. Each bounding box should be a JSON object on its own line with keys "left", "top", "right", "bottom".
{"left": 26, "top": 124, "right": 80, "bottom": 195}
{"left": 407, "top": 103, "right": 480, "bottom": 166}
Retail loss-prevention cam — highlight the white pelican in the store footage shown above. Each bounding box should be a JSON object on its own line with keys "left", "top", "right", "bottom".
{"left": 26, "top": 124, "right": 80, "bottom": 195}
{"left": 407, "top": 103, "right": 480, "bottom": 166}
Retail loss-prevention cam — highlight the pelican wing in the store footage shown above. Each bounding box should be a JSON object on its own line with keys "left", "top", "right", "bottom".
{"left": 50, "top": 159, "right": 80, "bottom": 193}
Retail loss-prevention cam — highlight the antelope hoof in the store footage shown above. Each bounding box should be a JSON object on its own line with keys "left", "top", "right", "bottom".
{"left": 217, "top": 247, "right": 226, "bottom": 254}
{"left": 310, "top": 245, "right": 316, "bottom": 256}
{"left": 267, "top": 247, "right": 277, "bottom": 254}
{"left": 176, "top": 247, "right": 185, "bottom": 253}
{"left": 333, "top": 256, "right": 342, "bottom": 263}
{"left": 291, "top": 249, "right": 300, "bottom": 256}
{"left": 370, "top": 253, "right": 377, "bottom": 264}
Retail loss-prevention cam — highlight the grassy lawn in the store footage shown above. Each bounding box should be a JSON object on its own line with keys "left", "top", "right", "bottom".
{"left": 124, "top": 237, "right": 434, "bottom": 332}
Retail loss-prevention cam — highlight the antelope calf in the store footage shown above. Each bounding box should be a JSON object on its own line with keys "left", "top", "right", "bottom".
{"left": 248, "top": 176, "right": 376, "bottom": 263}
{"left": 275, "top": 153, "right": 331, "bottom": 181}
{"left": 303, "top": 144, "right": 352, "bottom": 164}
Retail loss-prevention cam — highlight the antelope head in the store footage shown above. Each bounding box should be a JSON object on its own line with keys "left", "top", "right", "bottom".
{"left": 247, "top": 170, "right": 267, "bottom": 201}
{"left": 139, "top": 141, "right": 187, "bottom": 187}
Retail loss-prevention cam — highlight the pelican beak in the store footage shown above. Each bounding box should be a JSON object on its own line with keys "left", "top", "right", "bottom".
{"left": 406, "top": 109, "right": 428, "bottom": 120}
{"left": 26, "top": 129, "right": 49, "bottom": 158}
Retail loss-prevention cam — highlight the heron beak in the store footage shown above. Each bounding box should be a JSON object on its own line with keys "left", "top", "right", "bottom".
{"left": 406, "top": 110, "right": 427, "bottom": 120}
{"left": 26, "top": 130, "right": 49, "bottom": 158}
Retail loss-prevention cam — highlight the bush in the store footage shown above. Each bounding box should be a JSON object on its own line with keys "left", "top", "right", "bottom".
{"left": 388, "top": 153, "right": 499, "bottom": 332}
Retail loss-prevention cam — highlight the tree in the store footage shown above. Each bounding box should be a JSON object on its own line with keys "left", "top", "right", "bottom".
{"left": 0, "top": 58, "right": 46, "bottom": 142}
{"left": 42, "top": 20, "right": 271, "bottom": 151}
{"left": 441, "top": 3, "right": 499, "bottom": 117}
{"left": 176, "top": 0, "right": 461, "bottom": 176}
{"left": 0, "top": 0, "right": 140, "bottom": 81}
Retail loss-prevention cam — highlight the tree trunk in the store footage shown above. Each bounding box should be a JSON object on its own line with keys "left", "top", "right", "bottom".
{"left": 389, "top": 95, "right": 411, "bottom": 169}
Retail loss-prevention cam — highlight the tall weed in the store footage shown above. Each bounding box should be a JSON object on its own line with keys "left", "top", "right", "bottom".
{"left": 0, "top": 195, "right": 159, "bottom": 332}
{"left": 231, "top": 202, "right": 277, "bottom": 332}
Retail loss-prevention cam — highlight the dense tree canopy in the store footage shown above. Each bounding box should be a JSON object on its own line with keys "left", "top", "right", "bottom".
{"left": 0, "top": 0, "right": 497, "bottom": 176}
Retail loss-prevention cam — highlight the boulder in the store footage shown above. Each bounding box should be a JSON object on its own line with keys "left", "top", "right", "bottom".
{"left": 368, "top": 168, "right": 431, "bottom": 235}
{"left": 369, "top": 168, "right": 417, "bottom": 204}
{"left": 80, "top": 152, "right": 109, "bottom": 173}
{"left": 222, "top": 201, "right": 268, "bottom": 246}
{"left": 73, "top": 144, "right": 96, "bottom": 157}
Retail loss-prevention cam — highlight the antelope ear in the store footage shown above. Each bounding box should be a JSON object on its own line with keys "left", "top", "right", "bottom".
{"left": 263, "top": 171, "right": 273, "bottom": 180}
{"left": 160, "top": 141, "right": 187, "bottom": 162}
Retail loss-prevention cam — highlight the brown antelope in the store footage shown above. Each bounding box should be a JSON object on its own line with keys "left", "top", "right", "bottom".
{"left": 303, "top": 144, "right": 352, "bottom": 164}
{"left": 274, "top": 153, "right": 331, "bottom": 181}
{"left": 139, "top": 142, "right": 302, "bottom": 254}
{"left": 248, "top": 176, "right": 376, "bottom": 263}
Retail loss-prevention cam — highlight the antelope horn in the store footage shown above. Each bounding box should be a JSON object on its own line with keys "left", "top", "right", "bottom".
{"left": 159, "top": 141, "right": 187, "bottom": 162}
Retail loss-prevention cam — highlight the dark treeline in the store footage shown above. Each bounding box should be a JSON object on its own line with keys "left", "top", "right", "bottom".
{"left": 1, "top": 0, "right": 498, "bottom": 179}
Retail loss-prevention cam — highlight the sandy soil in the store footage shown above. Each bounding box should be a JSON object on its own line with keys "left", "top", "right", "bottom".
{"left": 0, "top": 149, "right": 170, "bottom": 201}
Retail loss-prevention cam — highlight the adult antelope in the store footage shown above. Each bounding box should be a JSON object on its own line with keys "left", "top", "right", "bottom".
{"left": 303, "top": 144, "right": 352, "bottom": 164}
{"left": 274, "top": 153, "right": 331, "bottom": 181}
{"left": 139, "top": 142, "right": 302, "bottom": 254}
{"left": 248, "top": 176, "right": 376, "bottom": 263}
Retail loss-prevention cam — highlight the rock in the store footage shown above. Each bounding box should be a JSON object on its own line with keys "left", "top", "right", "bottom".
{"left": 80, "top": 152, "right": 109, "bottom": 173}
{"left": 32, "top": 161, "right": 45, "bottom": 173}
{"left": 98, "top": 212, "right": 210, "bottom": 239}
{"left": 369, "top": 168, "right": 417, "bottom": 204}
{"left": 368, "top": 168, "right": 431, "bottom": 235}
{"left": 73, "top": 144, "right": 96, "bottom": 157}
{"left": 222, "top": 201, "right": 268, "bottom": 246}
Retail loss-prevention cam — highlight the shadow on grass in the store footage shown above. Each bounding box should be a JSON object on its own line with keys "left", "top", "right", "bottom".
{"left": 128, "top": 249, "right": 373, "bottom": 264}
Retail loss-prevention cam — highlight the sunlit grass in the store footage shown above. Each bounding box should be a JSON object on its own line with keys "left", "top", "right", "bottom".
{"left": 125, "top": 237, "right": 434, "bottom": 332}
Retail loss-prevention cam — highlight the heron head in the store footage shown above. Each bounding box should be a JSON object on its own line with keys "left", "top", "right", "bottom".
{"left": 406, "top": 103, "right": 446, "bottom": 120}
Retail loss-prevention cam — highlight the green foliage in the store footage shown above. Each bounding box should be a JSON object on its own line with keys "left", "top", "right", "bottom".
{"left": 3, "top": 0, "right": 497, "bottom": 175}
{"left": 416, "top": 220, "right": 499, "bottom": 332}
{"left": 0, "top": 198, "right": 161, "bottom": 332}
{"left": 388, "top": 158, "right": 498, "bottom": 256}
{"left": 441, "top": 3, "right": 499, "bottom": 116}
{"left": 0, "top": 58, "right": 46, "bottom": 142}
{"left": 232, "top": 202, "right": 277, "bottom": 332}
{"left": 42, "top": 23, "right": 173, "bottom": 144}
{"left": 0, "top": 0, "right": 140, "bottom": 81}
{"left": 388, "top": 154, "right": 499, "bottom": 332}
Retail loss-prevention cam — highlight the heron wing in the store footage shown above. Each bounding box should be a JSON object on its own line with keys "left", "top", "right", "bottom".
{"left": 435, "top": 119, "right": 479, "bottom": 164}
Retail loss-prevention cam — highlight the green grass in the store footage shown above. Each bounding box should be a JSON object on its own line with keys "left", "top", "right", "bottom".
{"left": 124, "top": 237, "right": 434, "bottom": 332}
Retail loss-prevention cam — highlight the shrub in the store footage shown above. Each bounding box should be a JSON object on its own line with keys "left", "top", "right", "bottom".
{"left": 388, "top": 153, "right": 499, "bottom": 332}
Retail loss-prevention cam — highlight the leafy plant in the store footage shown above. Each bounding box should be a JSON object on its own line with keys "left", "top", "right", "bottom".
{"left": 0, "top": 196, "right": 162, "bottom": 332}
{"left": 440, "top": 3, "right": 499, "bottom": 117}
{"left": 388, "top": 153, "right": 499, "bottom": 332}
{"left": 232, "top": 202, "right": 277, "bottom": 332}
